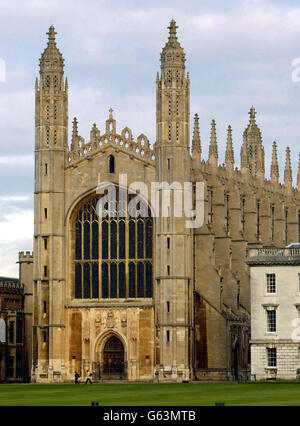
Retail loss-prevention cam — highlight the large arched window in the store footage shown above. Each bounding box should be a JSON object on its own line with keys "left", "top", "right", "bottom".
{"left": 72, "top": 191, "right": 153, "bottom": 299}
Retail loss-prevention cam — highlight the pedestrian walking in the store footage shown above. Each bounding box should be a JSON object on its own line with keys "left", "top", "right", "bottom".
{"left": 74, "top": 371, "right": 80, "bottom": 384}
{"left": 85, "top": 370, "right": 93, "bottom": 384}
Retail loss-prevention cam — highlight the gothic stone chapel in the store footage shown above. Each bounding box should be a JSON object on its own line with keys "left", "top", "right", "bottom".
{"left": 20, "top": 21, "right": 300, "bottom": 383}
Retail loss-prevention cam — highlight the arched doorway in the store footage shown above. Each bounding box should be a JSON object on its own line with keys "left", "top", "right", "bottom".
{"left": 102, "top": 335, "right": 125, "bottom": 378}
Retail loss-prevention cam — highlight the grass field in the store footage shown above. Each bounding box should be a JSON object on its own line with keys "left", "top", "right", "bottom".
{"left": 0, "top": 382, "right": 300, "bottom": 406}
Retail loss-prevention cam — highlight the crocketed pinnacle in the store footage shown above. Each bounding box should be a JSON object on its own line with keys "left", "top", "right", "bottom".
{"left": 192, "top": 113, "right": 201, "bottom": 155}
{"left": 243, "top": 106, "right": 262, "bottom": 143}
{"left": 40, "top": 25, "right": 64, "bottom": 72}
{"left": 284, "top": 146, "right": 293, "bottom": 185}
{"left": 209, "top": 119, "right": 218, "bottom": 162}
{"left": 225, "top": 125, "right": 234, "bottom": 167}
{"left": 160, "top": 19, "right": 185, "bottom": 69}
{"left": 271, "top": 141, "right": 279, "bottom": 183}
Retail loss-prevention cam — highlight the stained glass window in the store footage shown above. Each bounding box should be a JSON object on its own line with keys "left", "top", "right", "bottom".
{"left": 73, "top": 192, "right": 153, "bottom": 299}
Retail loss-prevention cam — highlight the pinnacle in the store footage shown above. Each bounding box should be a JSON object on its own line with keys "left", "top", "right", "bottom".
{"left": 40, "top": 25, "right": 64, "bottom": 72}
{"left": 271, "top": 141, "right": 279, "bottom": 181}
{"left": 209, "top": 119, "right": 218, "bottom": 161}
{"left": 72, "top": 117, "right": 78, "bottom": 138}
{"left": 160, "top": 19, "right": 185, "bottom": 69}
{"left": 225, "top": 125, "right": 234, "bottom": 165}
{"left": 192, "top": 113, "right": 201, "bottom": 154}
{"left": 284, "top": 146, "right": 292, "bottom": 184}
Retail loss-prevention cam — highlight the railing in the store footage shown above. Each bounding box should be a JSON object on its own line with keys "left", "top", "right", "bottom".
{"left": 0, "top": 281, "right": 24, "bottom": 293}
{"left": 248, "top": 248, "right": 300, "bottom": 258}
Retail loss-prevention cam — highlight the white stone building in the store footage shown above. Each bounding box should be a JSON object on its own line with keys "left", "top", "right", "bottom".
{"left": 248, "top": 247, "right": 300, "bottom": 380}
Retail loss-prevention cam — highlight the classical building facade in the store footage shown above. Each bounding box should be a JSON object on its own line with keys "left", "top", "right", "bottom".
{"left": 24, "top": 21, "right": 300, "bottom": 383}
{"left": 248, "top": 247, "right": 300, "bottom": 380}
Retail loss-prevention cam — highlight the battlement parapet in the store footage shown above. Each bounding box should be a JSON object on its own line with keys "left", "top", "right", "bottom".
{"left": 18, "top": 251, "right": 34, "bottom": 262}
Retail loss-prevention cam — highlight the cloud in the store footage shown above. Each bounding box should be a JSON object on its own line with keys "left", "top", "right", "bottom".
{"left": 0, "top": 238, "right": 33, "bottom": 278}
{"left": 1, "top": 0, "right": 300, "bottom": 275}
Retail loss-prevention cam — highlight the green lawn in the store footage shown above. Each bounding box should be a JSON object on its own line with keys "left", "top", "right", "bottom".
{"left": 0, "top": 382, "right": 300, "bottom": 406}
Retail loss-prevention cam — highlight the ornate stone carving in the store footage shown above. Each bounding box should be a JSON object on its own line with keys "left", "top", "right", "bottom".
{"left": 106, "top": 311, "right": 114, "bottom": 328}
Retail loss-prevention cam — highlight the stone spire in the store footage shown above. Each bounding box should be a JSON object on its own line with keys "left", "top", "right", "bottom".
{"left": 208, "top": 119, "right": 218, "bottom": 167}
{"left": 39, "top": 25, "right": 64, "bottom": 74}
{"left": 270, "top": 141, "right": 279, "bottom": 185}
{"left": 192, "top": 114, "right": 201, "bottom": 156}
{"left": 160, "top": 19, "right": 185, "bottom": 72}
{"left": 284, "top": 146, "right": 293, "bottom": 190}
{"left": 225, "top": 125, "right": 234, "bottom": 173}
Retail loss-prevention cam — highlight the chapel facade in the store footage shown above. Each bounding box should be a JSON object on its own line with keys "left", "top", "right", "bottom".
{"left": 23, "top": 21, "right": 300, "bottom": 382}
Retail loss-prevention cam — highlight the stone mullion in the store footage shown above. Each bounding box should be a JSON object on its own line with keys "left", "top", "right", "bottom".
{"left": 80, "top": 220, "right": 84, "bottom": 298}
{"left": 117, "top": 214, "right": 120, "bottom": 298}
{"left": 99, "top": 219, "right": 102, "bottom": 299}
{"left": 125, "top": 210, "right": 129, "bottom": 298}
{"left": 89, "top": 206, "right": 92, "bottom": 297}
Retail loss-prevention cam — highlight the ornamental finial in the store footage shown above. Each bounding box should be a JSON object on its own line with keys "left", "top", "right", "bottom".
{"left": 168, "top": 19, "right": 178, "bottom": 38}
{"left": 47, "top": 25, "right": 57, "bottom": 43}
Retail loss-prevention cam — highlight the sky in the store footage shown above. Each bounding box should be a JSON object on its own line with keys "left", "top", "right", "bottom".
{"left": 1, "top": 0, "right": 300, "bottom": 277}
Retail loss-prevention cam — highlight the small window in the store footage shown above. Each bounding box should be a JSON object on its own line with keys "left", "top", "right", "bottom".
{"left": 44, "top": 238, "right": 47, "bottom": 250}
{"left": 267, "top": 310, "right": 276, "bottom": 332}
{"left": 167, "top": 265, "right": 170, "bottom": 276}
{"left": 166, "top": 330, "right": 170, "bottom": 342}
{"left": 45, "top": 163, "right": 48, "bottom": 175}
{"left": 42, "top": 331, "right": 47, "bottom": 343}
{"left": 167, "top": 159, "right": 170, "bottom": 169}
{"left": 167, "top": 237, "right": 170, "bottom": 250}
{"left": 9, "top": 321, "right": 14, "bottom": 344}
{"left": 45, "top": 75, "right": 50, "bottom": 88}
{"left": 266, "top": 274, "right": 276, "bottom": 293}
{"left": 43, "top": 301, "right": 47, "bottom": 314}
{"left": 44, "top": 265, "right": 48, "bottom": 277}
{"left": 167, "top": 301, "right": 170, "bottom": 313}
{"left": 109, "top": 155, "right": 115, "bottom": 173}
{"left": 44, "top": 208, "right": 47, "bottom": 219}
{"left": 267, "top": 347, "right": 277, "bottom": 367}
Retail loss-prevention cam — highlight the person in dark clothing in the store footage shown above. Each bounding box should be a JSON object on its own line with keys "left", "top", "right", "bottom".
{"left": 85, "top": 370, "right": 93, "bottom": 384}
{"left": 74, "top": 372, "right": 80, "bottom": 384}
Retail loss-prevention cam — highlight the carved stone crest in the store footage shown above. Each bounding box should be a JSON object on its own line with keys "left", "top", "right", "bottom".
{"left": 106, "top": 311, "right": 114, "bottom": 328}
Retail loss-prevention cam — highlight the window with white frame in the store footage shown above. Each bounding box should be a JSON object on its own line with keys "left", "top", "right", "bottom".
{"left": 267, "top": 309, "right": 276, "bottom": 332}
{"left": 267, "top": 347, "right": 277, "bottom": 367}
{"left": 266, "top": 273, "right": 276, "bottom": 293}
